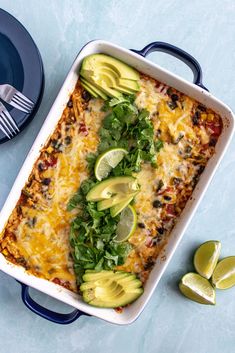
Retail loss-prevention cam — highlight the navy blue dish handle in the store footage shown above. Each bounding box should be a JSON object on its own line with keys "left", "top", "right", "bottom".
{"left": 19, "top": 282, "right": 88, "bottom": 324}
{"left": 131, "top": 41, "right": 208, "bottom": 91}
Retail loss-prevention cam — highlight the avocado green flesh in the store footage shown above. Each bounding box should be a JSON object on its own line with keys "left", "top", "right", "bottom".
{"left": 110, "top": 192, "right": 137, "bottom": 217}
{"left": 80, "top": 81, "right": 98, "bottom": 98}
{"left": 97, "top": 191, "right": 137, "bottom": 211}
{"left": 94, "top": 67, "right": 140, "bottom": 91}
{"left": 81, "top": 270, "right": 144, "bottom": 308}
{"left": 84, "top": 289, "right": 144, "bottom": 308}
{"left": 93, "top": 68, "right": 139, "bottom": 94}
{"left": 80, "top": 54, "right": 140, "bottom": 98}
{"left": 82, "top": 271, "right": 130, "bottom": 283}
{"left": 80, "top": 77, "right": 108, "bottom": 100}
{"left": 81, "top": 54, "right": 139, "bottom": 80}
{"left": 86, "top": 176, "right": 138, "bottom": 202}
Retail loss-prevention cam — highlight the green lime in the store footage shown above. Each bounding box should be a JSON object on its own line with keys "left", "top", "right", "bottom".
{"left": 194, "top": 240, "right": 221, "bottom": 279}
{"left": 114, "top": 205, "right": 137, "bottom": 242}
{"left": 212, "top": 256, "right": 235, "bottom": 289}
{"left": 179, "top": 272, "right": 216, "bottom": 305}
{"left": 94, "top": 148, "right": 128, "bottom": 181}
{"left": 110, "top": 192, "right": 138, "bottom": 217}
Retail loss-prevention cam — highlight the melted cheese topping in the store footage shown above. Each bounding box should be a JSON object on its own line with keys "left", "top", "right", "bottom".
{"left": 1, "top": 75, "right": 222, "bottom": 290}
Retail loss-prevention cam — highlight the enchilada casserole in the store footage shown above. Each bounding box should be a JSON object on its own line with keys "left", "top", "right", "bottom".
{"left": 0, "top": 59, "right": 223, "bottom": 300}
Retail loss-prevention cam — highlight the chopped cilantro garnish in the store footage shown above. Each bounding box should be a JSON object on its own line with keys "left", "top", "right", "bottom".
{"left": 68, "top": 95, "right": 164, "bottom": 283}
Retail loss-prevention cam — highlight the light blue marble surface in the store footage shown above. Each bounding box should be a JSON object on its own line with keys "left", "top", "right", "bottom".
{"left": 0, "top": 1, "right": 235, "bottom": 352}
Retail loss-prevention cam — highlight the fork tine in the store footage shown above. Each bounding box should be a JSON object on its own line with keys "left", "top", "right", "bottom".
{"left": 0, "top": 119, "right": 12, "bottom": 139}
{"left": 1, "top": 112, "right": 17, "bottom": 135}
{"left": 14, "top": 91, "right": 34, "bottom": 106}
{"left": 12, "top": 94, "right": 34, "bottom": 110}
{"left": 0, "top": 112, "right": 16, "bottom": 135}
{"left": 10, "top": 98, "right": 32, "bottom": 113}
{"left": 3, "top": 109, "right": 20, "bottom": 132}
{"left": 14, "top": 94, "right": 34, "bottom": 110}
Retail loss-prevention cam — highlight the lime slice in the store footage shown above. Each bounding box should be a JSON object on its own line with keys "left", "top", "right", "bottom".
{"left": 114, "top": 205, "right": 137, "bottom": 242}
{"left": 179, "top": 272, "right": 216, "bottom": 305}
{"left": 110, "top": 192, "right": 138, "bottom": 217}
{"left": 94, "top": 148, "right": 128, "bottom": 181}
{"left": 86, "top": 176, "right": 138, "bottom": 202}
{"left": 194, "top": 240, "right": 221, "bottom": 279}
{"left": 212, "top": 256, "right": 235, "bottom": 289}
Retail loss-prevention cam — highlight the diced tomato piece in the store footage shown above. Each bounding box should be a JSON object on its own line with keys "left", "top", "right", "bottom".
{"left": 207, "top": 122, "right": 222, "bottom": 136}
{"left": 158, "top": 186, "right": 173, "bottom": 196}
{"left": 146, "top": 237, "right": 154, "bottom": 248}
{"left": 165, "top": 204, "right": 176, "bottom": 217}
{"left": 45, "top": 156, "right": 58, "bottom": 168}
{"left": 79, "top": 122, "right": 88, "bottom": 135}
{"left": 52, "top": 277, "right": 70, "bottom": 289}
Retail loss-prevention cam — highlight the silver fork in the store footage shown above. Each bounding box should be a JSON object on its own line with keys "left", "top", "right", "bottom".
{"left": 0, "top": 84, "right": 34, "bottom": 113}
{"left": 0, "top": 102, "right": 20, "bottom": 139}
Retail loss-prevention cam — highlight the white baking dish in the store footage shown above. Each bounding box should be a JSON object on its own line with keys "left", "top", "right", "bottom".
{"left": 0, "top": 40, "right": 234, "bottom": 325}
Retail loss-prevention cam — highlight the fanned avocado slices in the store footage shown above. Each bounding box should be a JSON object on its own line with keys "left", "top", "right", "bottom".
{"left": 80, "top": 270, "right": 144, "bottom": 308}
{"left": 80, "top": 54, "right": 140, "bottom": 99}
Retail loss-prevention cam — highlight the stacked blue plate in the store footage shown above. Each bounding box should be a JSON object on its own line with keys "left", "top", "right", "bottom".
{"left": 0, "top": 9, "right": 44, "bottom": 143}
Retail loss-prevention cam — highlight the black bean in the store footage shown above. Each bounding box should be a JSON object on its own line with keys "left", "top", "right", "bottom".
{"left": 67, "top": 100, "right": 73, "bottom": 108}
{"left": 164, "top": 195, "right": 171, "bottom": 201}
{"left": 144, "top": 258, "right": 155, "bottom": 270}
{"left": 173, "top": 177, "right": 182, "bottom": 186}
{"left": 153, "top": 200, "right": 162, "bottom": 208}
{"left": 156, "top": 179, "right": 164, "bottom": 192}
{"left": 167, "top": 87, "right": 173, "bottom": 96}
{"left": 138, "top": 222, "right": 145, "bottom": 229}
{"left": 168, "top": 101, "right": 177, "bottom": 110}
{"left": 157, "top": 227, "right": 165, "bottom": 235}
{"left": 185, "top": 145, "right": 192, "bottom": 154}
{"left": 38, "top": 162, "right": 45, "bottom": 172}
{"left": 171, "top": 94, "right": 179, "bottom": 102}
{"left": 192, "top": 111, "right": 200, "bottom": 125}
{"left": 209, "top": 138, "right": 217, "bottom": 147}
{"left": 42, "top": 178, "right": 51, "bottom": 186}
{"left": 156, "top": 129, "right": 161, "bottom": 137}
{"left": 198, "top": 165, "right": 205, "bottom": 174}
{"left": 198, "top": 104, "right": 206, "bottom": 112}
{"left": 65, "top": 136, "right": 72, "bottom": 145}
{"left": 82, "top": 90, "right": 91, "bottom": 102}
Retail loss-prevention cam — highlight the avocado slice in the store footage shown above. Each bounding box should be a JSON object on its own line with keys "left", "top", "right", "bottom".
{"left": 86, "top": 176, "right": 138, "bottom": 202}
{"left": 80, "top": 77, "right": 108, "bottom": 100}
{"left": 80, "top": 270, "right": 144, "bottom": 308}
{"left": 97, "top": 191, "right": 138, "bottom": 211}
{"left": 81, "top": 54, "right": 139, "bottom": 80}
{"left": 80, "top": 54, "right": 140, "bottom": 98}
{"left": 80, "top": 81, "right": 98, "bottom": 98}
{"left": 97, "top": 67, "right": 140, "bottom": 93}
{"left": 119, "top": 78, "right": 140, "bottom": 91}
{"left": 82, "top": 270, "right": 131, "bottom": 283}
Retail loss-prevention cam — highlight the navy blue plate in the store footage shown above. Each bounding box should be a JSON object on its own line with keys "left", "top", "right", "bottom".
{"left": 0, "top": 9, "right": 44, "bottom": 144}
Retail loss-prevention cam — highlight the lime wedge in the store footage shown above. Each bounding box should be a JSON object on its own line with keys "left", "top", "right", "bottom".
{"left": 86, "top": 176, "right": 138, "bottom": 202}
{"left": 110, "top": 192, "right": 138, "bottom": 217}
{"left": 179, "top": 272, "right": 216, "bottom": 305}
{"left": 94, "top": 148, "right": 128, "bottom": 181}
{"left": 194, "top": 240, "right": 221, "bottom": 279}
{"left": 212, "top": 256, "right": 235, "bottom": 289}
{"left": 114, "top": 205, "right": 137, "bottom": 242}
